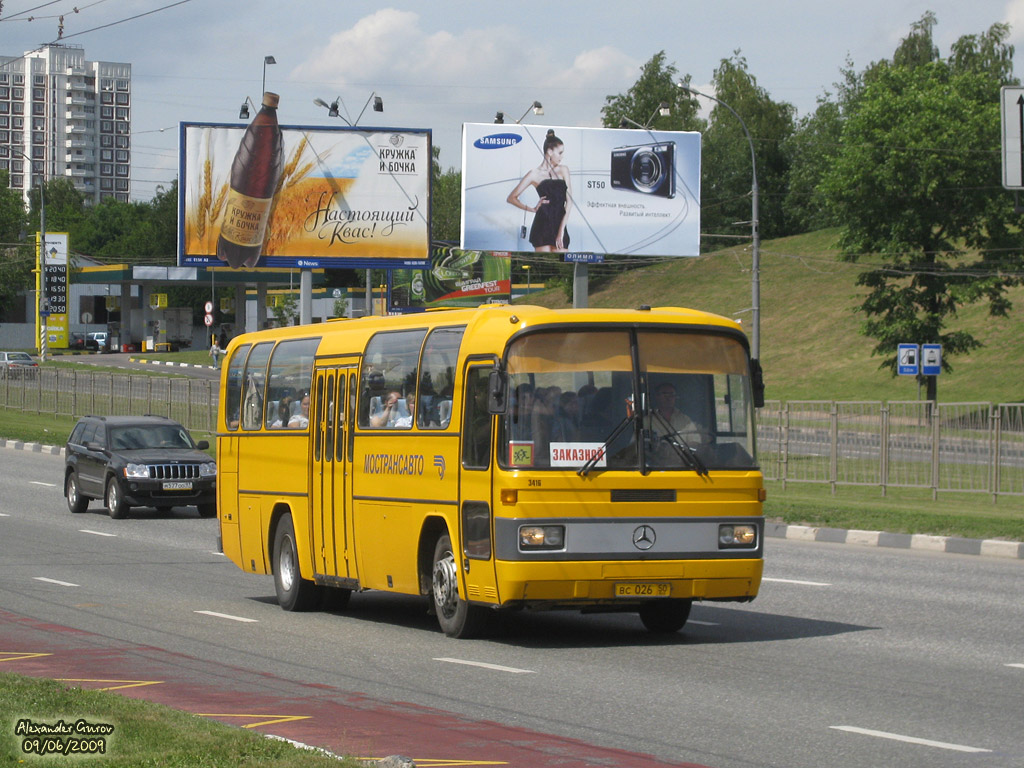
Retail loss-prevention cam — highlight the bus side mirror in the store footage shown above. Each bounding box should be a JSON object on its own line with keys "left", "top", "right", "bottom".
{"left": 751, "top": 358, "right": 765, "bottom": 408}
{"left": 487, "top": 369, "right": 508, "bottom": 414}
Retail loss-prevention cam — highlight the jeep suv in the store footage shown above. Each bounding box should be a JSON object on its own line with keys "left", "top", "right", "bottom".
{"left": 64, "top": 415, "right": 216, "bottom": 519}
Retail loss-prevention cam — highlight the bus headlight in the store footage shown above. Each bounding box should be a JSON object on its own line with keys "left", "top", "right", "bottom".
{"left": 519, "top": 525, "right": 565, "bottom": 551}
{"left": 719, "top": 524, "right": 757, "bottom": 548}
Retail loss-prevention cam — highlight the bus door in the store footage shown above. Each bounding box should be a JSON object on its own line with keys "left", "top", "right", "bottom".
{"left": 311, "top": 366, "right": 355, "bottom": 580}
{"left": 458, "top": 363, "right": 500, "bottom": 604}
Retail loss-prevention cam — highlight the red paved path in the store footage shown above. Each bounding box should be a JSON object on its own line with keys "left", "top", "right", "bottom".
{"left": 0, "top": 610, "right": 708, "bottom": 767}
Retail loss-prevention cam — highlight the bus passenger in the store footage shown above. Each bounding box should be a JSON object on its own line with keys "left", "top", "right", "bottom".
{"left": 288, "top": 393, "right": 310, "bottom": 428}
{"left": 371, "top": 391, "right": 403, "bottom": 428}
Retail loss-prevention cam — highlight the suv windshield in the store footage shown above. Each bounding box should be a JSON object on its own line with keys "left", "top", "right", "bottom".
{"left": 497, "top": 329, "right": 757, "bottom": 473}
{"left": 109, "top": 424, "right": 194, "bottom": 451}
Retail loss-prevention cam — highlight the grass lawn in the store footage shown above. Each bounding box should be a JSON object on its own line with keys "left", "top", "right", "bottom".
{"left": 0, "top": 672, "right": 362, "bottom": 767}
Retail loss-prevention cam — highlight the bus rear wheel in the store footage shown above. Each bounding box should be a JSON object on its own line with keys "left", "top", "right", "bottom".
{"left": 638, "top": 598, "right": 693, "bottom": 633}
{"left": 431, "top": 533, "right": 485, "bottom": 638}
{"left": 273, "top": 514, "right": 320, "bottom": 611}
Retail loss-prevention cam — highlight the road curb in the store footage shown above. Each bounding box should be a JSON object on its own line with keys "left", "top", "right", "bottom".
{"left": 129, "top": 356, "right": 216, "bottom": 370}
{"left": 766, "top": 521, "right": 1024, "bottom": 560}
{"left": 2, "top": 439, "right": 63, "bottom": 456}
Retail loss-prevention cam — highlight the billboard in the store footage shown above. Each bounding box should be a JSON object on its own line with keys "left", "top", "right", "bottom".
{"left": 461, "top": 123, "right": 700, "bottom": 257}
{"left": 390, "top": 249, "right": 511, "bottom": 310}
{"left": 179, "top": 121, "right": 431, "bottom": 269}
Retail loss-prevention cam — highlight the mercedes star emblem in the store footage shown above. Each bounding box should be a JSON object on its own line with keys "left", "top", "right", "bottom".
{"left": 632, "top": 524, "right": 656, "bottom": 550}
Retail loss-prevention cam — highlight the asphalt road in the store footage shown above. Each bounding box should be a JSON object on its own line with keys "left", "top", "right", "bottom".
{"left": 1, "top": 447, "right": 1022, "bottom": 768}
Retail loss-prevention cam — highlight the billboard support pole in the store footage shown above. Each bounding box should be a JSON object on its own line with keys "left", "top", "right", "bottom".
{"left": 300, "top": 269, "right": 312, "bottom": 325}
{"left": 572, "top": 263, "right": 589, "bottom": 309}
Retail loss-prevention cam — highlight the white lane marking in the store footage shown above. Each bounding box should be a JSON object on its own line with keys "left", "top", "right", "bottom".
{"left": 30, "top": 481, "right": 57, "bottom": 487}
{"left": 194, "top": 610, "right": 258, "bottom": 623}
{"left": 0, "top": 513, "right": 9, "bottom": 517}
{"left": 80, "top": 530, "right": 117, "bottom": 537}
{"left": 1006, "top": 663, "right": 1024, "bottom": 669}
{"left": 34, "top": 577, "right": 79, "bottom": 587}
{"left": 688, "top": 620, "right": 718, "bottom": 626}
{"left": 830, "top": 726, "right": 991, "bottom": 753}
{"left": 434, "top": 657, "right": 536, "bottom": 674}
{"left": 762, "top": 577, "right": 832, "bottom": 587}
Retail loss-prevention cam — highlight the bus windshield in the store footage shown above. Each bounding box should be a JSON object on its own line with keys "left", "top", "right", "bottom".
{"left": 497, "top": 329, "right": 757, "bottom": 472}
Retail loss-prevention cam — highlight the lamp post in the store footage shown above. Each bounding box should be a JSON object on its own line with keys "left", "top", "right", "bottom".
{"left": 523, "top": 264, "right": 531, "bottom": 297}
{"left": 262, "top": 55, "right": 276, "bottom": 95}
{"left": 15, "top": 150, "right": 47, "bottom": 360}
{"left": 677, "top": 83, "right": 760, "bottom": 362}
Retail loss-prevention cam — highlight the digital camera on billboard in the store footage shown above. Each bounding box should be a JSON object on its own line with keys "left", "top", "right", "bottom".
{"left": 610, "top": 141, "right": 676, "bottom": 199}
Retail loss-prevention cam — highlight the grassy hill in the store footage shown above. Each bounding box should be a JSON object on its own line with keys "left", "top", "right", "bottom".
{"left": 521, "top": 228, "right": 1024, "bottom": 404}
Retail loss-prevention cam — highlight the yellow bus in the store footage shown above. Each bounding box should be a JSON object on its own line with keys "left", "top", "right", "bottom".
{"left": 216, "top": 304, "right": 765, "bottom": 637}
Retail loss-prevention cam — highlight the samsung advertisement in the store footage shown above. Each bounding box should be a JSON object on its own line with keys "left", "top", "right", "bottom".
{"left": 179, "top": 120, "right": 431, "bottom": 269}
{"left": 461, "top": 123, "right": 700, "bottom": 257}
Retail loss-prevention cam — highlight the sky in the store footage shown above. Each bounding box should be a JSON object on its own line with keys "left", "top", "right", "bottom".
{"left": 3, "top": 0, "right": 1024, "bottom": 202}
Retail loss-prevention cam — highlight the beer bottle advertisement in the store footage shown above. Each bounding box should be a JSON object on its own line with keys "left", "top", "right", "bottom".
{"left": 180, "top": 117, "right": 430, "bottom": 267}
{"left": 217, "top": 92, "right": 284, "bottom": 268}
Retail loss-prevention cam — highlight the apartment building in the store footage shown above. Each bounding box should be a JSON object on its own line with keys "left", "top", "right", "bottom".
{"left": 0, "top": 44, "right": 131, "bottom": 206}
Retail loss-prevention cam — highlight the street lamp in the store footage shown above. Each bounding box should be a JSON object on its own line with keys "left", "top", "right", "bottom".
{"left": 313, "top": 92, "right": 384, "bottom": 127}
{"left": 494, "top": 101, "right": 544, "bottom": 124}
{"left": 262, "top": 55, "right": 276, "bottom": 95}
{"left": 618, "top": 101, "right": 670, "bottom": 130}
{"left": 14, "top": 149, "right": 47, "bottom": 361}
{"left": 677, "top": 82, "right": 760, "bottom": 363}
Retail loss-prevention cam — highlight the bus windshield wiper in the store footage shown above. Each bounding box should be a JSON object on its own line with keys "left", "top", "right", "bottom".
{"left": 578, "top": 411, "right": 636, "bottom": 477}
{"left": 649, "top": 410, "right": 709, "bottom": 476}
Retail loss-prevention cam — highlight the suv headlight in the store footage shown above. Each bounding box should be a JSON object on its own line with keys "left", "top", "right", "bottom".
{"left": 199, "top": 462, "right": 217, "bottom": 478}
{"left": 124, "top": 463, "right": 150, "bottom": 479}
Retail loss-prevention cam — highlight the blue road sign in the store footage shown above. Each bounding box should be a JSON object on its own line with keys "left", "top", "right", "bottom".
{"left": 921, "top": 344, "right": 942, "bottom": 376}
{"left": 897, "top": 343, "right": 919, "bottom": 376}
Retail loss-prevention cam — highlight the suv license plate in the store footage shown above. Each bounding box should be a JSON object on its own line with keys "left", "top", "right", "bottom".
{"left": 615, "top": 582, "right": 671, "bottom": 598}
{"left": 162, "top": 481, "right": 193, "bottom": 491}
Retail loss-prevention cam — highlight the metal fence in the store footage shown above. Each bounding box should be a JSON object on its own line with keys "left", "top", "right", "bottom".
{"left": 759, "top": 400, "right": 1024, "bottom": 501}
{"left": 1, "top": 369, "right": 217, "bottom": 436}
{"left": 3, "top": 373, "right": 1022, "bottom": 500}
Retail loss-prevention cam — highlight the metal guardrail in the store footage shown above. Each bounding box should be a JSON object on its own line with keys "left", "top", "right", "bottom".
{"left": 4, "top": 374, "right": 1021, "bottom": 500}
{"left": 1, "top": 369, "right": 216, "bottom": 435}
{"left": 759, "top": 400, "right": 1024, "bottom": 501}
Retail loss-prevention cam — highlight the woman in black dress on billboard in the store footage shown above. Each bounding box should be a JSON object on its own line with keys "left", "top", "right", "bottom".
{"left": 506, "top": 129, "right": 571, "bottom": 251}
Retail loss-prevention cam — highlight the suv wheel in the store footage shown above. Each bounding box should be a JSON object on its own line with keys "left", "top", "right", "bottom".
{"left": 105, "top": 477, "right": 130, "bottom": 519}
{"left": 66, "top": 472, "right": 88, "bottom": 514}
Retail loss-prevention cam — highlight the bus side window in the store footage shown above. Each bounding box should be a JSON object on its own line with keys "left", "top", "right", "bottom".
{"left": 418, "top": 326, "right": 465, "bottom": 429}
{"left": 462, "top": 366, "right": 492, "bottom": 470}
{"left": 358, "top": 328, "right": 426, "bottom": 429}
{"left": 224, "top": 343, "right": 251, "bottom": 430}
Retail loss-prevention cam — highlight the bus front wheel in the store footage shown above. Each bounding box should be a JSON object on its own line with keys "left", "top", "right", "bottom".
{"left": 431, "top": 533, "right": 485, "bottom": 638}
{"left": 273, "top": 514, "right": 320, "bottom": 611}
{"left": 638, "top": 598, "right": 692, "bottom": 633}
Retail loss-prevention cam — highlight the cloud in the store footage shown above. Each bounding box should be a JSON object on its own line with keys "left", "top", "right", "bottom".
{"left": 289, "top": 8, "right": 635, "bottom": 94}
{"left": 1005, "top": 0, "right": 1024, "bottom": 44}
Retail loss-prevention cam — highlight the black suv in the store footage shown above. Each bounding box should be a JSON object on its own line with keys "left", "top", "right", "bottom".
{"left": 64, "top": 415, "right": 217, "bottom": 519}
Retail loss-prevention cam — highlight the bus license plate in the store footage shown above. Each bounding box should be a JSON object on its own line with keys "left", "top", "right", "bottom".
{"left": 615, "top": 582, "right": 671, "bottom": 598}
{"left": 162, "top": 481, "right": 192, "bottom": 491}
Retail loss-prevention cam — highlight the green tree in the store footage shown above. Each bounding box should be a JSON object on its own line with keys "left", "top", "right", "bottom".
{"left": 29, "top": 178, "right": 85, "bottom": 237}
{"left": 701, "top": 53, "right": 795, "bottom": 244}
{"left": 0, "top": 169, "right": 27, "bottom": 244}
{"left": 820, "top": 18, "right": 1020, "bottom": 399}
{"left": 601, "top": 51, "right": 703, "bottom": 132}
